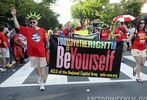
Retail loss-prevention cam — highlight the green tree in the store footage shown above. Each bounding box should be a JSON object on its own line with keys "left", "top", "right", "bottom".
{"left": 0, "top": 0, "right": 61, "bottom": 30}
{"left": 71, "top": 0, "right": 108, "bottom": 25}
{"left": 71, "top": 0, "right": 143, "bottom": 26}
{"left": 99, "top": 4, "right": 120, "bottom": 24}
{"left": 83, "top": 0, "right": 108, "bottom": 23}
{"left": 71, "top": 2, "right": 86, "bottom": 26}
{"left": 120, "top": 0, "right": 143, "bottom": 17}
{"left": 101, "top": 0, "right": 143, "bottom": 24}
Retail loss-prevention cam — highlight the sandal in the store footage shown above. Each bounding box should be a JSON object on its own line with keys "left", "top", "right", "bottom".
{"left": 136, "top": 79, "right": 143, "bottom": 83}
{"left": 133, "top": 68, "right": 136, "bottom": 76}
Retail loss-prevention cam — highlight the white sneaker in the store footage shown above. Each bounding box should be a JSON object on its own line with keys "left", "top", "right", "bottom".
{"left": 0, "top": 68, "right": 6, "bottom": 72}
{"left": 40, "top": 82, "right": 45, "bottom": 91}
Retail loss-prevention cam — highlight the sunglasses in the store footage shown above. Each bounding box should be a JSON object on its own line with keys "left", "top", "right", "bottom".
{"left": 140, "top": 22, "right": 145, "bottom": 24}
{"left": 30, "top": 21, "right": 36, "bottom": 24}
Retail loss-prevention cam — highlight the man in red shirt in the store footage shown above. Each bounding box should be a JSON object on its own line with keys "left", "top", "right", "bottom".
{"left": 11, "top": 7, "right": 48, "bottom": 91}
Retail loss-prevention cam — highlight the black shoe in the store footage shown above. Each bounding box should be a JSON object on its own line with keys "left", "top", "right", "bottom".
{"left": 136, "top": 79, "right": 143, "bottom": 83}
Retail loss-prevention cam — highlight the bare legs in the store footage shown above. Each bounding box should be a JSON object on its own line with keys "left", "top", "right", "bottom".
{"left": 35, "top": 67, "right": 46, "bottom": 91}
{"left": 134, "top": 56, "right": 146, "bottom": 82}
{"left": 35, "top": 67, "right": 46, "bottom": 82}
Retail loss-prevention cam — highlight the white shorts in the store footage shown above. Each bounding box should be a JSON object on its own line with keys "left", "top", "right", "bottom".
{"left": 29, "top": 57, "right": 47, "bottom": 68}
{"left": 0, "top": 48, "right": 10, "bottom": 58}
{"left": 131, "top": 49, "right": 147, "bottom": 57}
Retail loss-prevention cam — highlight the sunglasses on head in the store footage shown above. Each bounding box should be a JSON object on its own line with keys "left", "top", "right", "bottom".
{"left": 30, "top": 21, "right": 36, "bottom": 24}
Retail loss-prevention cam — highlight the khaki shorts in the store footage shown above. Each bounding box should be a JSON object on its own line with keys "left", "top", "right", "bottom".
{"left": 131, "top": 49, "right": 147, "bottom": 57}
{"left": 0, "top": 48, "right": 10, "bottom": 58}
{"left": 29, "top": 57, "right": 47, "bottom": 68}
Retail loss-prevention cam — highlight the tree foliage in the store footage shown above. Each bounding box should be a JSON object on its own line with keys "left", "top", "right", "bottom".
{"left": 71, "top": 0, "right": 144, "bottom": 25}
{"left": 120, "top": 0, "right": 143, "bottom": 17}
{"left": 0, "top": 0, "right": 60, "bottom": 30}
{"left": 71, "top": 2, "right": 86, "bottom": 26}
{"left": 71, "top": 0, "right": 108, "bottom": 25}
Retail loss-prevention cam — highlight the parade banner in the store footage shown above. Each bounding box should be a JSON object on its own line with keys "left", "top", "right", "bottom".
{"left": 49, "top": 36, "right": 123, "bottom": 78}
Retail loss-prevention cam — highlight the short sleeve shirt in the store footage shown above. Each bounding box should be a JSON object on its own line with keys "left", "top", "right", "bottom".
{"left": 20, "top": 26, "right": 47, "bottom": 57}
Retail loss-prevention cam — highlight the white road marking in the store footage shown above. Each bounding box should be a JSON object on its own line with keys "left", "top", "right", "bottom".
{"left": 2, "top": 79, "right": 147, "bottom": 88}
{"left": 0, "top": 62, "right": 34, "bottom": 87}
{"left": 120, "top": 63, "right": 136, "bottom": 79}
{"left": 46, "top": 74, "right": 68, "bottom": 85}
{"left": 1, "top": 56, "right": 147, "bottom": 88}
{"left": 124, "top": 56, "right": 147, "bottom": 67}
{"left": 88, "top": 77, "right": 111, "bottom": 82}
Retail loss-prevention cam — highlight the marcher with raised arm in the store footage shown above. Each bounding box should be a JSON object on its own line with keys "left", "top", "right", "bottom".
{"left": 11, "top": 7, "right": 49, "bottom": 90}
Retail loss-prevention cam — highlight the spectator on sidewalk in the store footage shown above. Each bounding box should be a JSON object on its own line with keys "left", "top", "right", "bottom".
{"left": 0, "top": 25, "right": 9, "bottom": 72}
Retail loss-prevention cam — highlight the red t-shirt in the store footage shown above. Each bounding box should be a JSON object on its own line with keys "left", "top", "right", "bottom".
{"left": 63, "top": 28, "right": 75, "bottom": 36}
{"left": 0, "top": 32, "right": 8, "bottom": 48}
{"left": 20, "top": 26, "right": 47, "bottom": 57}
{"left": 132, "top": 30, "right": 147, "bottom": 50}
{"left": 101, "top": 29, "right": 109, "bottom": 40}
{"left": 12, "top": 34, "right": 24, "bottom": 47}
{"left": 113, "top": 27, "right": 127, "bottom": 41}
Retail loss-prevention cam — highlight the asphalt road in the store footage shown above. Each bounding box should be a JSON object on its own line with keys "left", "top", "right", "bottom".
{"left": 0, "top": 51, "right": 147, "bottom": 100}
{"left": 0, "top": 81, "right": 147, "bottom": 100}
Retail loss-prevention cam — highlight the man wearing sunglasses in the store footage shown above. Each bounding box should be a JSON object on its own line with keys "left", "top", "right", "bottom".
{"left": 11, "top": 7, "right": 48, "bottom": 91}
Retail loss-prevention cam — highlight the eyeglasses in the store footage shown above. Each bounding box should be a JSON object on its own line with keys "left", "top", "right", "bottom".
{"left": 30, "top": 21, "right": 36, "bottom": 24}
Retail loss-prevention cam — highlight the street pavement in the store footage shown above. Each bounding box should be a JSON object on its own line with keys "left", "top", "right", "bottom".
{"left": 0, "top": 51, "right": 147, "bottom": 100}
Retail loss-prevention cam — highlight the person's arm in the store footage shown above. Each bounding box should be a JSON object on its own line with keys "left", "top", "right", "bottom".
{"left": 126, "top": 31, "right": 134, "bottom": 42}
{"left": 14, "top": 38, "right": 24, "bottom": 47}
{"left": 113, "top": 28, "right": 121, "bottom": 37}
{"left": 122, "top": 31, "right": 134, "bottom": 42}
{"left": 11, "top": 7, "right": 20, "bottom": 29}
{"left": 2, "top": 41, "right": 7, "bottom": 48}
{"left": 113, "top": 33, "right": 121, "bottom": 37}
